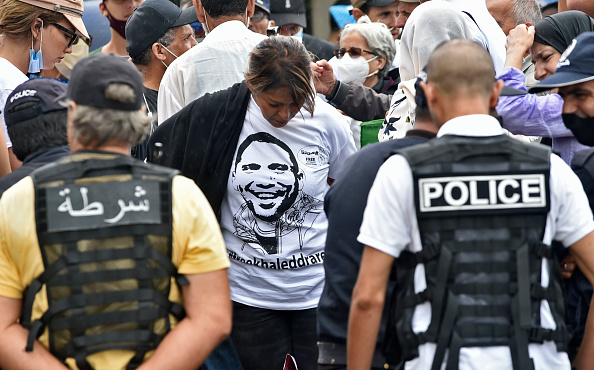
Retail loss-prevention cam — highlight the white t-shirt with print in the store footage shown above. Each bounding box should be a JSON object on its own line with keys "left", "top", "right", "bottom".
{"left": 220, "top": 96, "right": 356, "bottom": 310}
{"left": 0, "top": 57, "right": 28, "bottom": 148}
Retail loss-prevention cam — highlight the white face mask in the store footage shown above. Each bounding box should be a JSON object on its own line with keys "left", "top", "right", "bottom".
{"left": 160, "top": 44, "right": 179, "bottom": 68}
{"left": 328, "top": 54, "right": 378, "bottom": 85}
{"left": 291, "top": 28, "right": 303, "bottom": 41}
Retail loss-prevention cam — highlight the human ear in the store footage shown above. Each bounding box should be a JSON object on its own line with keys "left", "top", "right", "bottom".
{"left": 490, "top": 80, "right": 505, "bottom": 109}
{"left": 352, "top": 8, "right": 365, "bottom": 21}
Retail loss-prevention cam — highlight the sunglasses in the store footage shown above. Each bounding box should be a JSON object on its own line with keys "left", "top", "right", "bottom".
{"left": 51, "top": 22, "right": 80, "bottom": 48}
{"left": 333, "top": 47, "right": 376, "bottom": 59}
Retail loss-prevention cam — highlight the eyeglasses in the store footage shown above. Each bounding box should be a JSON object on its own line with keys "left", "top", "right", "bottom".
{"left": 333, "top": 47, "right": 376, "bottom": 59}
{"left": 51, "top": 22, "right": 79, "bottom": 48}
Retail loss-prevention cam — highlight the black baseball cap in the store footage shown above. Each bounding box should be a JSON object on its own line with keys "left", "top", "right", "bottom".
{"left": 126, "top": 0, "right": 198, "bottom": 59}
{"left": 4, "top": 79, "right": 67, "bottom": 126}
{"left": 270, "top": 0, "right": 306, "bottom": 28}
{"left": 529, "top": 32, "right": 594, "bottom": 93}
{"left": 67, "top": 53, "right": 144, "bottom": 111}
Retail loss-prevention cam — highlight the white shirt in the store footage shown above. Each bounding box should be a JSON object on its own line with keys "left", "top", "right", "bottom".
{"left": 358, "top": 115, "right": 594, "bottom": 370}
{"left": 220, "top": 96, "right": 356, "bottom": 310}
{"left": 0, "top": 58, "right": 28, "bottom": 148}
{"left": 157, "top": 21, "right": 267, "bottom": 123}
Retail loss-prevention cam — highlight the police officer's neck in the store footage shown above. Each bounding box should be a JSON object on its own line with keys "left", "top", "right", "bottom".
{"left": 70, "top": 140, "right": 131, "bottom": 156}
{"left": 432, "top": 97, "right": 492, "bottom": 128}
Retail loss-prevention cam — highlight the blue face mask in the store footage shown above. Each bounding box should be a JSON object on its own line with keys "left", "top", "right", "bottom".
{"left": 28, "top": 20, "right": 44, "bottom": 74}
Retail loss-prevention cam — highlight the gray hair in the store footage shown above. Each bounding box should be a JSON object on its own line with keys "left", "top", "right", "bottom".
{"left": 340, "top": 22, "right": 396, "bottom": 79}
{"left": 131, "top": 26, "right": 177, "bottom": 66}
{"left": 513, "top": 0, "right": 542, "bottom": 26}
{"left": 70, "top": 83, "right": 151, "bottom": 148}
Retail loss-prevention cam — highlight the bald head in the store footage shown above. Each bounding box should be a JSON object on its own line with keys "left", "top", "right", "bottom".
{"left": 423, "top": 39, "right": 503, "bottom": 125}
{"left": 426, "top": 40, "right": 496, "bottom": 100}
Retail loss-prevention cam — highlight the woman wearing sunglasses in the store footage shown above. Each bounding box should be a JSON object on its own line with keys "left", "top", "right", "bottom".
{"left": 329, "top": 21, "right": 397, "bottom": 95}
{"left": 0, "top": 0, "right": 88, "bottom": 173}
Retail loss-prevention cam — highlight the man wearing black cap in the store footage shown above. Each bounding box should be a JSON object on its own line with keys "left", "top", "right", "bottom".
{"left": 270, "top": 0, "right": 337, "bottom": 60}
{"left": 0, "top": 79, "right": 70, "bottom": 198}
{"left": 0, "top": 53, "right": 231, "bottom": 370}
{"left": 126, "top": 0, "right": 198, "bottom": 159}
{"left": 529, "top": 32, "right": 594, "bottom": 368}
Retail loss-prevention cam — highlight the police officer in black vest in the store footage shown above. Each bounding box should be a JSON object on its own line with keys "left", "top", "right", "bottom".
{"left": 0, "top": 53, "right": 232, "bottom": 369}
{"left": 349, "top": 39, "right": 594, "bottom": 370}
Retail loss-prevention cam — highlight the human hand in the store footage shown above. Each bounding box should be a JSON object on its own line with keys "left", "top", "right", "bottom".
{"left": 506, "top": 24, "right": 535, "bottom": 54}
{"left": 561, "top": 253, "right": 577, "bottom": 279}
{"left": 311, "top": 60, "right": 337, "bottom": 96}
{"left": 504, "top": 24, "right": 535, "bottom": 70}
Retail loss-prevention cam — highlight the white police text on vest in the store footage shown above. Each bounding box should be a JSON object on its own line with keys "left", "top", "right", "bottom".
{"left": 418, "top": 174, "right": 547, "bottom": 212}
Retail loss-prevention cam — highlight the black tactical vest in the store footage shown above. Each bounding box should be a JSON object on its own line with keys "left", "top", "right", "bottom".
{"left": 391, "top": 135, "right": 568, "bottom": 370}
{"left": 21, "top": 152, "right": 186, "bottom": 370}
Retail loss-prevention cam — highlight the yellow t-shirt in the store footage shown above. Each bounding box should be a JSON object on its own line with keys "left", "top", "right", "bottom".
{"left": 0, "top": 175, "right": 229, "bottom": 369}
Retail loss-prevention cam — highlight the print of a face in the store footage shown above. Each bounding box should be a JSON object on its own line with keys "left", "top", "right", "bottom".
{"left": 233, "top": 136, "right": 301, "bottom": 222}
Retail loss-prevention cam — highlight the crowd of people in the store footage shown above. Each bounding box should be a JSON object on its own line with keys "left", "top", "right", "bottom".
{"left": 2, "top": 0, "right": 594, "bottom": 369}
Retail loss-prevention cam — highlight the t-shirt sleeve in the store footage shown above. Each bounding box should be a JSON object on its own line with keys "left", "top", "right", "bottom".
{"left": 325, "top": 102, "right": 357, "bottom": 179}
{"left": 0, "top": 177, "right": 36, "bottom": 298}
{"left": 549, "top": 154, "right": 594, "bottom": 247}
{"left": 171, "top": 176, "right": 230, "bottom": 275}
{"left": 357, "top": 155, "right": 415, "bottom": 258}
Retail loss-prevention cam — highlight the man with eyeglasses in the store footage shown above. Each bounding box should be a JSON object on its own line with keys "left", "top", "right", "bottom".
{"left": 248, "top": 0, "right": 274, "bottom": 35}
{"left": 125, "top": 0, "right": 198, "bottom": 160}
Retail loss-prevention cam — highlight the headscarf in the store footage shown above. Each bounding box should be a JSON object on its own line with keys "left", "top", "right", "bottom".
{"left": 534, "top": 10, "right": 594, "bottom": 53}
{"left": 399, "top": 1, "right": 475, "bottom": 81}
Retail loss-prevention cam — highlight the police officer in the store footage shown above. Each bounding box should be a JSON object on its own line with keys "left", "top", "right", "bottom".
{"left": 0, "top": 53, "right": 231, "bottom": 369}
{"left": 349, "top": 39, "right": 594, "bottom": 370}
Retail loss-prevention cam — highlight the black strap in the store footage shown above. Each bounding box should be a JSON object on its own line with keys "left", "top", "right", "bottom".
{"left": 431, "top": 291, "right": 458, "bottom": 370}
{"left": 516, "top": 244, "right": 532, "bottom": 328}
{"left": 510, "top": 294, "right": 535, "bottom": 370}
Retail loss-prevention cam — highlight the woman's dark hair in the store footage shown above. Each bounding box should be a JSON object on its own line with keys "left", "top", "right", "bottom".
{"left": 245, "top": 36, "right": 315, "bottom": 116}
{"left": 534, "top": 10, "right": 594, "bottom": 53}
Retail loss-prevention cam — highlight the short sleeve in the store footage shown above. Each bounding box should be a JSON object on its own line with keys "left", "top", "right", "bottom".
{"left": 357, "top": 154, "right": 416, "bottom": 258}
{"left": 171, "top": 176, "right": 230, "bottom": 275}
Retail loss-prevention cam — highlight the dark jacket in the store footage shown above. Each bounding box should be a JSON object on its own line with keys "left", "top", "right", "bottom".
{"left": 317, "top": 130, "right": 435, "bottom": 358}
{"left": 0, "top": 145, "right": 70, "bottom": 198}
{"left": 147, "top": 81, "right": 251, "bottom": 215}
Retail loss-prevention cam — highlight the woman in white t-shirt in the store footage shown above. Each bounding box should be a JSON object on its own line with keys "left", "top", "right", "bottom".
{"left": 0, "top": 0, "right": 88, "bottom": 173}
{"left": 222, "top": 36, "right": 356, "bottom": 370}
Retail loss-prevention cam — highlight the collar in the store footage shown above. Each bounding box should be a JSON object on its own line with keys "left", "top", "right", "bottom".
{"left": 437, "top": 114, "right": 503, "bottom": 138}
{"left": 204, "top": 20, "right": 249, "bottom": 40}
{"left": 23, "top": 146, "right": 70, "bottom": 164}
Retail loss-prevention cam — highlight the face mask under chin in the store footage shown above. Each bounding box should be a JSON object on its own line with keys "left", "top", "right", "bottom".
{"left": 563, "top": 113, "right": 594, "bottom": 146}
{"left": 105, "top": 8, "right": 127, "bottom": 39}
